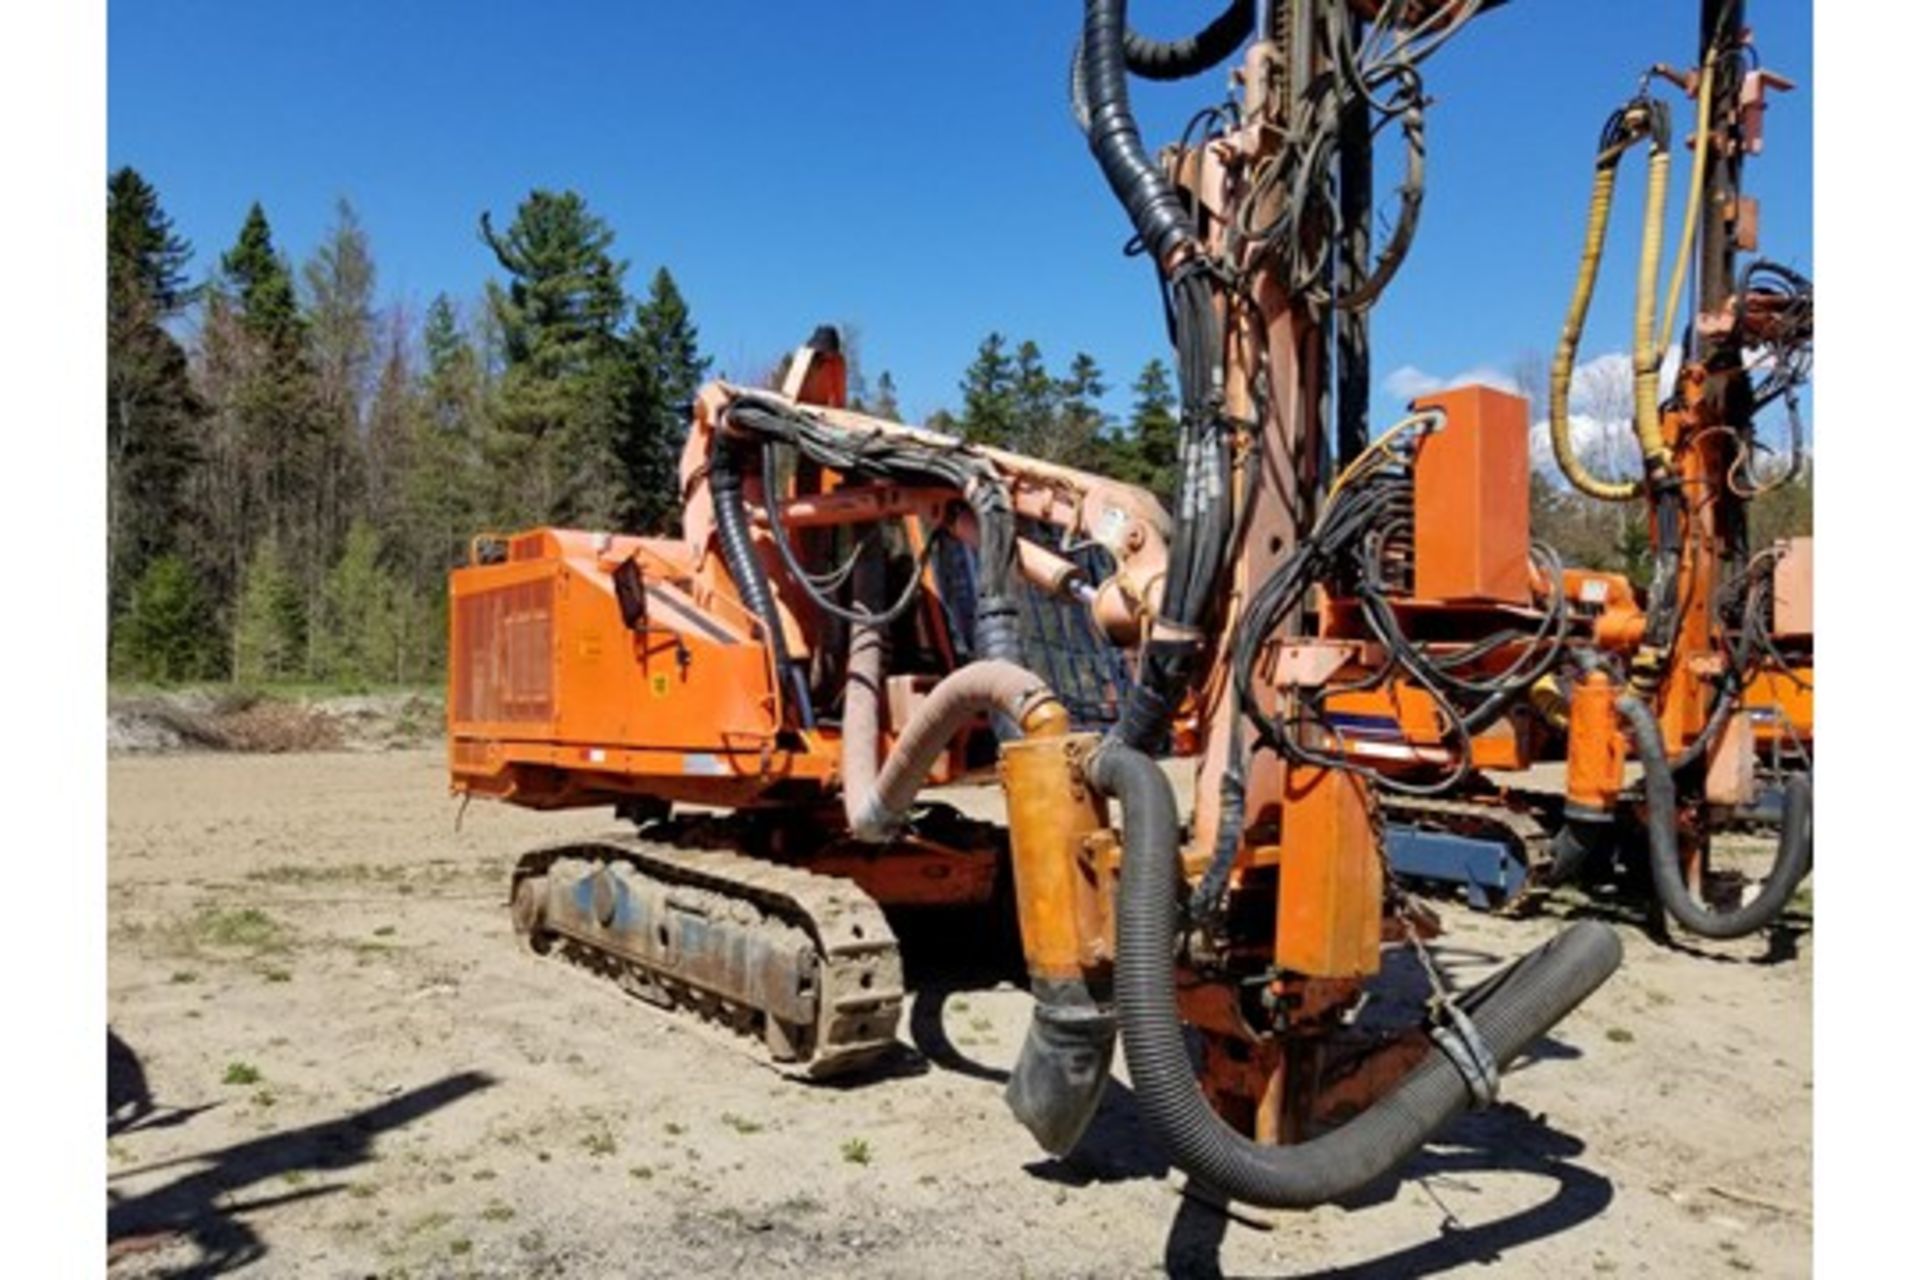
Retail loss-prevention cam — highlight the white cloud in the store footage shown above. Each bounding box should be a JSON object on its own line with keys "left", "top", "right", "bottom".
{"left": 1381, "top": 362, "right": 1520, "bottom": 405}
{"left": 1528, "top": 346, "right": 1682, "bottom": 482}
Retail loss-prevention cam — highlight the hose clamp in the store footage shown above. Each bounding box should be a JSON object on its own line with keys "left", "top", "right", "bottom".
{"left": 1429, "top": 1000, "right": 1501, "bottom": 1110}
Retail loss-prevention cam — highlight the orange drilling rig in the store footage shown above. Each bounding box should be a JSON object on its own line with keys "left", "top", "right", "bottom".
{"left": 449, "top": 0, "right": 1625, "bottom": 1206}
{"left": 1344, "top": 0, "right": 1813, "bottom": 938}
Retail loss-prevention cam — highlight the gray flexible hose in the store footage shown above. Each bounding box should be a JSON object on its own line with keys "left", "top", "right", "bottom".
{"left": 1617, "top": 695, "right": 1812, "bottom": 940}
{"left": 1091, "top": 741, "right": 1622, "bottom": 1207}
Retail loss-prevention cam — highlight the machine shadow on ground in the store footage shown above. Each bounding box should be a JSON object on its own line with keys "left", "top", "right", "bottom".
{"left": 105, "top": 1039, "right": 494, "bottom": 1279}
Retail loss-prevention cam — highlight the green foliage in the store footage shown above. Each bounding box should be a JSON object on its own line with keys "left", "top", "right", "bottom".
{"left": 222, "top": 203, "right": 304, "bottom": 357}
{"left": 869, "top": 370, "right": 902, "bottom": 421}
{"left": 1052, "top": 351, "right": 1109, "bottom": 464}
{"left": 111, "top": 556, "right": 218, "bottom": 683}
{"left": 959, "top": 332, "right": 1017, "bottom": 447}
{"left": 314, "top": 521, "right": 412, "bottom": 688}
{"left": 1749, "top": 462, "right": 1814, "bottom": 549}
{"left": 107, "top": 168, "right": 202, "bottom": 616}
{"left": 233, "top": 539, "right": 307, "bottom": 684}
{"left": 623, "top": 267, "right": 709, "bottom": 533}
{"left": 1097, "top": 358, "right": 1180, "bottom": 506}
{"left": 482, "top": 189, "right": 633, "bottom": 525}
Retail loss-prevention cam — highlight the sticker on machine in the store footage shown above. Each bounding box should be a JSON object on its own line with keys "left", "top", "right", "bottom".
{"left": 682, "top": 753, "right": 727, "bottom": 776}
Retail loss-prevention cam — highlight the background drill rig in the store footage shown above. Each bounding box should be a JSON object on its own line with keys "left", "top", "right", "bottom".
{"left": 448, "top": 1, "right": 1621, "bottom": 1207}
{"left": 1326, "top": 0, "right": 1814, "bottom": 937}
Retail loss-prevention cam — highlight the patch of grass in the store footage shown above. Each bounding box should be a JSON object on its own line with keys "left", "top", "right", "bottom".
{"left": 663, "top": 1121, "right": 685, "bottom": 1137}
{"left": 1646, "top": 989, "right": 1674, "bottom": 1008}
{"left": 282, "top": 1170, "right": 308, "bottom": 1188}
{"left": 481, "top": 1202, "right": 515, "bottom": 1222}
{"left": 223, "top": 1061, "right": 262, "bottom": 1086}
{"left": 261, "top": 967, "right": 293, "bottom": 984}
{"left": 252, "top": 1088, "right": 277, "bottom": 1108}
{"left": 840, "top": 1137, "right": 873, "bottom": 1166}
{"left": 169, "top": 970, "right": 198, "bottom": 985}
{"left": 628, "top": 1165, "right": 654, "bottom": 1181}
{"left": 373, "top": 925, "right": 397, "bottom": 937}
{"left": 471, "top": 1168, "right": 496, "bottom": 1182}
{"left": 404, "top": 1210, "right": 453, "bottom": 1237}
{"left": 968, "top": 1016, "right": 994, "bottom": 1034}
{"left": 950, "top": 998, "right": 970, "bottom": 1012}
{"left": 720, "top": 1112, "right": 763, "bottom": 1135}
{"left": 350, "top": 1183, "right": 379, "bottom": 1200}
{"left": 192, "top": 907, "right": 289, "bottom": 953}
{"left": 448, "top": 1238, "right": 472, "bottom": 1257}
{"left": 1605, "top": 1027, "right": 1635, "bottom": 1044}
{"left": 777, "top": 1193, "right": 823, "bottom": 1215}
{"left": 582, "top": 1129, "right": 618, "bottom": 1158}
{"left": 517, "top": 1230, "right": 547, "bottom": 1254}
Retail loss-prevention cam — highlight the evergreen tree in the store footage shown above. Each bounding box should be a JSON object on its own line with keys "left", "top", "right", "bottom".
{"left": 210, "top": 202, "right": 324, "bottom": 617}
{"left": 315, "top": 521, "right": 402, "bottom": 687}
{"left": 111, "top": 556, "right": 218, "bottom": 683}
{"left": 222, "top": 203, "right": 305, "bottom": 356}
{"left": 1052, "top": 352, "right": 1108, "bottom": 464}
{"left": 959, "top": 333, "right": 1017, "bottom": 447}
{"left": 623, "top": 267, "right": 708, "bottom": 532}
{"left": 482, "top": 189, "right": 631, "bottom": 525}
{"left": 232, "top": 538, "right": 307, "bottom": 684}
{"left": 1010, "top": 339, "right": 1057, "bottom": 457}
{"left": 107, "top": 168, "right": 203, "bottom": 620}
{"left": 870, "top": 370, "right": 902, "bottom": 421}
{"left": 1120, "top": 358, "right": 1180, "bottom": 505}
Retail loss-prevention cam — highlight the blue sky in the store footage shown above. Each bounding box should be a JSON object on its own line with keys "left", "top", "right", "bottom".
{"left": 108, "top": 1, "right": 1811, "bottom": 429}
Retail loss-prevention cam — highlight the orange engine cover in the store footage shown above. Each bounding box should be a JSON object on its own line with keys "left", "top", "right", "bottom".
{"left": 1410, "top": 385, "right": 1532, "bottom": 606}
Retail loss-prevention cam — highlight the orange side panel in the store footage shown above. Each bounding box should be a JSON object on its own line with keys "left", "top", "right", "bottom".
{"left": 1410, "top": 385, "right": 1532, "bottom": 606}
{"left": 1275, "top": 767, "right": 1381, "bottom": 980}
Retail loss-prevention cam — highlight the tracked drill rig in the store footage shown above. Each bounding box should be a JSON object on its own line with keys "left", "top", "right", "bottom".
{"left": 450, "top": 0, "right": 1623, "bottom": 1207}
{"left": 1343, "top": 0, "right": 1814, "bottom": 938}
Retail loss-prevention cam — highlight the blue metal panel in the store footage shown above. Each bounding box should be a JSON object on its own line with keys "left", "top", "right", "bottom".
{"left": 1385, "top": 825, "right": 1529, "bottom": 911}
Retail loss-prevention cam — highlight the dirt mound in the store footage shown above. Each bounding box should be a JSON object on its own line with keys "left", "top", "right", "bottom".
{"left": 107, "top": 689, "right": 441, "bottom": 755}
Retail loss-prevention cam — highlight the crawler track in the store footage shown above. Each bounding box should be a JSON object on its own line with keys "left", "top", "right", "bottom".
{"left": 509, "top": 836, "right": 904, "bottom": 1078}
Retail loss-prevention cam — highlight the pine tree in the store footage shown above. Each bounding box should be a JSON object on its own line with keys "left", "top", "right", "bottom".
{"left": 315, "top": 521, "right": 401, "bottom": 687}
{"left": 1051, "top": 352, "right": 1108, "bottom": 463}
{"left": 623, "top": 267, "right": 709, "bottom": 533}
{"left": 107, "top": 168, "right": 203, "bottom": 622}
{"left": 959, "top": 333, "right": 1017, "bottom": 447}
{"left": 1121, "top": 358, "right": 1180, "bottom": 506}
{"left": 209, "top": 202, "right": 324, "bottom": 636}
{"left": 232, "top": 538, "right": 307, "bottom": 684}
{"left": 1010, "top": 340, "right": 1057, "bottom": 457}
{"left": 111, "top": 555, "right": 218, "bottom": 683}
{"left": 223, "top": 203, "right": 304, "bottom": 357}
{"left": 870, "top": 371, "right": 902, "bottom": 421}
{"left": 482, "top": 190, "right": 631, "bottom": 525}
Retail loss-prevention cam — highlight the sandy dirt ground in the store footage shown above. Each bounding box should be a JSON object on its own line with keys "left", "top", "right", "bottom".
{"left": 106, "top": 749, "right": 1810, "bottom": 1278}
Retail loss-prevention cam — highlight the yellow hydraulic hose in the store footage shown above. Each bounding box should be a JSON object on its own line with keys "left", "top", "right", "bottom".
{"left": 1548, "top": 99, "right": 1673, "bottom": 501}
{"left": 1657, "top": 57, "right": 1716, "bottom": 355}
{"left": 1632, "top": 139, "right": 1672, "bottom": 478}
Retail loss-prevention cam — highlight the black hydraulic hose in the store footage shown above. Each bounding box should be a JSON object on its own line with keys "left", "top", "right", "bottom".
{"left": 1081, "top": 0, "right": 1198, "bottom": 267}
{"left": 1091, "top": 741, "right": 1622, "bottom": 1209}
{"left": 1121, "top": 0, "right": 1254, "bottom": 80}
{"left": 1617, "top": 695, "right": 1812, "bottom": 940}
{"left": 709, "top": 444, "right": 816, "bottom": 729}
{"left": 1069, "top": 1, "right": 1255, "bottom": 131}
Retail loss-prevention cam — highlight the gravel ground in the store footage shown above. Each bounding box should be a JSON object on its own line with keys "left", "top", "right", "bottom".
{"left": 106, "top": 749, "right": 1810, "bottom": 1278}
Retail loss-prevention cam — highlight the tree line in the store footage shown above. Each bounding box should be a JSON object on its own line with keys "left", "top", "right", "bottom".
{"left": 108, "top": 169, "right": 1808, "bottom": 687}
{"left": 104, "top": 172, "right": 1186, "bottom": 689}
